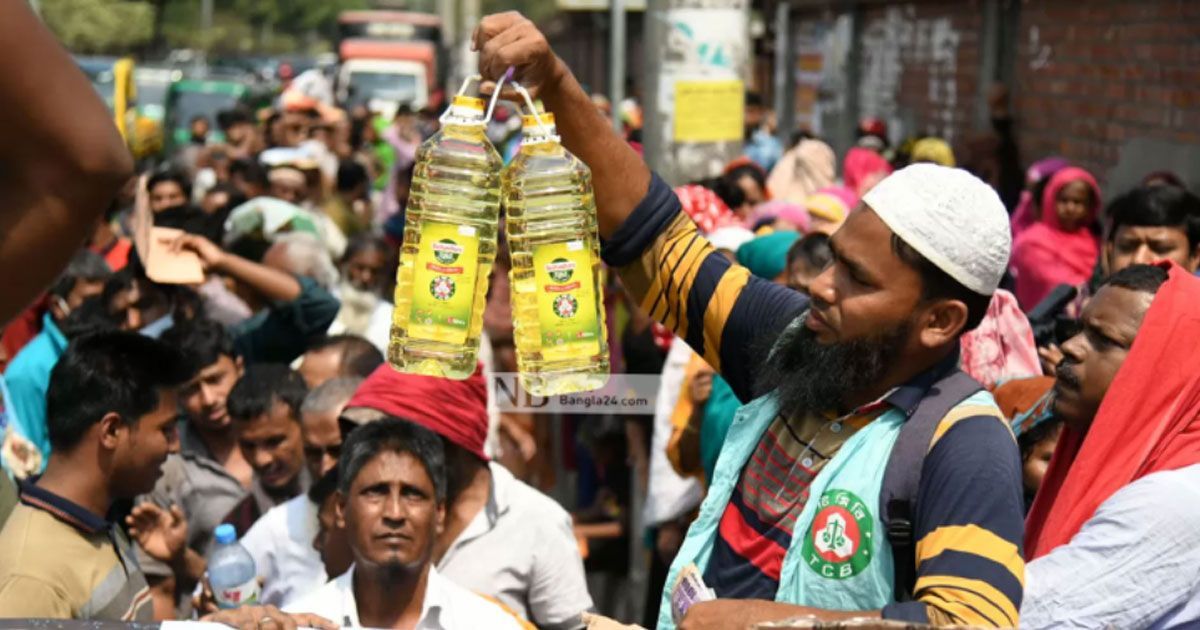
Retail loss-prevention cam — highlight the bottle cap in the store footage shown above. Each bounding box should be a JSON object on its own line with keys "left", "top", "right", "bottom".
{"left": 214, "top": 523, "right": 237, "bottom": 545}
{"left": 522, "top": 112, "right": 557, "bottom": 137}
{"left": 449, "top": 96, "right": 486, "bottom": 118}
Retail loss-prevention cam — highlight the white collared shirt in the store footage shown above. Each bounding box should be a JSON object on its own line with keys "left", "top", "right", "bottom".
{"left": 436, "top": 462, "right": 592, "bottom": 630}
{"left": 240, "top": 494, "right": 327, "bottom": 607}
{"left": 285, "top": 565, "right": 525, "bottom": 630}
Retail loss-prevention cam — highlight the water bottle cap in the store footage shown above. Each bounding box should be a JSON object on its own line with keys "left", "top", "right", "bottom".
{"left": 214, "top": 523, "right": 237, "bottom": 545}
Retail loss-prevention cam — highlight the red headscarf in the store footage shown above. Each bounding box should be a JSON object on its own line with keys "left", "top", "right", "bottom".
{"left": 1010, "top": 167, "right": 1102, "bottom": 309}
{"left": 1025, "top": 262, "right": 1200, "bottom": 559}
{"left": 346, "top": 363, "right": 490, "bottom": 461}
{"left": 842, "top": 147, "right": 892, "bottom": 196}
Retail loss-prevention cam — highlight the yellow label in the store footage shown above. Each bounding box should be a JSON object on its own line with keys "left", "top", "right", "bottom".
{"left": 408, "top": 221, "right": 481, "bottom": 345}
{"left": 452, "top": 96, "right": 485, "bottom": 111}
{"left": 533, "top": 240, "right": 602, "bottom": 361}
{"left": 673, "top": 79, "right": 744, "bottom": 142}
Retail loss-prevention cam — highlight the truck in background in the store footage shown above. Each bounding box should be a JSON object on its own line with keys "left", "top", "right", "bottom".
{"left": 336, "top": 10, "right": 445, "bottom": 119}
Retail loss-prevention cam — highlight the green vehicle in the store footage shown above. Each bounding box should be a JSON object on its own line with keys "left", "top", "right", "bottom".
{"left": 163, "top": 78, "right": 250, "bottom": 153}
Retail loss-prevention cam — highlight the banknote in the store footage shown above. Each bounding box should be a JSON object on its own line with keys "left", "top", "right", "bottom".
{"left": 670, "top": 563, "right": 716, "bottom": 624}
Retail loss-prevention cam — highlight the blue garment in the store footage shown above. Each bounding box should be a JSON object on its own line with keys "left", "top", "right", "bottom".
{"left": 4, "top": 314, "right": 68, "bottom": 469}
{"left": 698, "top": 375, "right": 738, "bottom": 482}
{"left": 743, "top": 130, "right": 783, "bottom": 173}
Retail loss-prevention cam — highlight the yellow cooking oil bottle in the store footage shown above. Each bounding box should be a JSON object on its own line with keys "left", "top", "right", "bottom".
{"left": 504, "top": 111, "right": 610, "bottom": 396}
{"left": 389, "top": 95, "right": 503, "bottom": 379}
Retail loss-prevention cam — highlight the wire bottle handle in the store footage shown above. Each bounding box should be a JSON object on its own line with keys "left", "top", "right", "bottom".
{"left": 438, "top": 68, "right": 513, "bottom": 125}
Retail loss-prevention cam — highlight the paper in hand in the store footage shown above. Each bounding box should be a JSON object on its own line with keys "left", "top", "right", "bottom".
{"left": 670, "top": 563, "right": 716, "bottom": 624}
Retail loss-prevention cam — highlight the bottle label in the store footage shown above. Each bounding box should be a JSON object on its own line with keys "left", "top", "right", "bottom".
{"left": 533, "top": 240, "right": 602, "bottom": 361}
{"left": 214, "top": 576, "right": 260, "bottom": 609}
{"left": 409, "top": 221, "right": 481, "bottom": 345}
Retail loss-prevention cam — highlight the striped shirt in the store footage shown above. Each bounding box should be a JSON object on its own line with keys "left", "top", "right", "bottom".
{"left": 0, "top": 481, "right": 154, "bottom": 621}
{"left": 603, "top": 174, "right": 1026, "bottom": 627}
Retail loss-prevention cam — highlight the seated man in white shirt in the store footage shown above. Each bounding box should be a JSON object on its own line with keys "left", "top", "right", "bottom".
{"left": 286, "top": 417, "right": 524, "bottom": 630}
{"left": 241, "top": 377, "right": 361, "bottom": 606}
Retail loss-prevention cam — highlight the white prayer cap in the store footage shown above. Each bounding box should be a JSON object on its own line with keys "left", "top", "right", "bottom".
{"left": 863, "top": 163, "right": 1011, "bottom": 295}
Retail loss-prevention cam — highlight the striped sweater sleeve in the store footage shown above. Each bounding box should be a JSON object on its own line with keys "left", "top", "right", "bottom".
{"left": 882, "top": 413, "right": 1026, "bottom": 627}
{"left": 601, "top": 173, "right": 808, "bottom": 402}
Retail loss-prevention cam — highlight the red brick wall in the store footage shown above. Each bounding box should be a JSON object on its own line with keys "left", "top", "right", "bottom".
{"left": 1012, "top": 0, "right": 1200, "bottom": 187}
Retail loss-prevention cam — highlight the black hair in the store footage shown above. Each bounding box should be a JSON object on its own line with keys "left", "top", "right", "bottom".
{"left": 228, "top": 364, "right": 309, "bottom": 423}
{"left": 49, "top": 250, "right": 112, "bottom": 299}
{"left": 341, "top": 233, "right": 391, "bottom": 265}
{"left": 789, "top": 129, "right": 816, "bottom": 149}
{"left": 308, "top": 334, "right": 385, "bottom": 379}
{"left": 101, "top": 264, "right": 201, "bottom": 327}
{"left": 1018, "top": 417, "right": 1063, "bottom": 462}
{"left": 1100, "top": 263, "right": 1170, "bottom": 294}
{"left": 787, "top": 233, "right": 833, "bottom": 271}
{"left": 190, "top": 114, "right": 209, "bottom": 126}
{"left": 160, "top": 318, "right": 238, "bottom": 378}
{"left": 891, "top": 235, "right": 992, "bottom": 332}
{"left": 745, "top": 92, "right": 765, "bottom": 108}
{"left": 336, "top": 160, "right": 370, "bottom": 193}
{"left": 229, "top": 158, "right": 270, "bottom": 188}
{"left": 705, "top": 176, "right": 746, "bottom": 212}
{"left": 46, "top": 331, "right": 191, "bottom": 451}
{"left": 308, "top": 467, "right": 340, "bottom": 505}
{"left": 58, "top": 296, "right": 120, "bottom": 339}
{"left": 1106, "top": 185, "right": 1200, "bottom": 251}
{"left": 725, "top": 164, "right": 768, "bottom": 197}
{"left": 337, "top": 417, "right": 446, "bottom": 502}
{"left": 216, "top": 108, "right": 253, "bottom": 132}
{"left": 147, "top": 169, "right": 193, "bottom": 202}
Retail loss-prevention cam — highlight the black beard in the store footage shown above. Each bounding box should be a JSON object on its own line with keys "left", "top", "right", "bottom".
{"left": 755, "top": 310, "right": 912, "bottom": 420}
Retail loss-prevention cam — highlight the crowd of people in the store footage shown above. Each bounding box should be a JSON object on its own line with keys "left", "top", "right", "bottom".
{"left": 1, "top": 3, "right": 1200, "bottom": 629}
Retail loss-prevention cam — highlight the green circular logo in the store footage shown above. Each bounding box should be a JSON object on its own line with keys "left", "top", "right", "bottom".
{"left": 801, "top": 489, "right": 875, "bottom": 580}
{"left": 553, "top": 294, "right": 578, "bottom": 319}
{"left": 430, "top": 276, "right": 456, "bottom": 301}
{"left": 546, "top": 257, "right": 575, "bottom": 283}
{"left": 433, "top": 239, "right": 462, "bottom": 264}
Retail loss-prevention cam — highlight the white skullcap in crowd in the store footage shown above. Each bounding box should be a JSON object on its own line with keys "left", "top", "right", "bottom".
{"left": 862, "top": 163, "right": 1011, "bottom": 295}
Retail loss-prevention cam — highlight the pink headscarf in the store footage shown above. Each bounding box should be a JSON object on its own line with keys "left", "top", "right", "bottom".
{"left": 959, "top": 289, "right": 1041, "bottom": 388}
{"left": 751, "top": 200, "right": 810, "bottom": 233}
{"left": 1011, "top": 167, "right": 1102, "bottom": 310}
{"left": 843, "top": 147, "right": 893, "bottom": 196}
{"left": 1010, "top": 157, "right": 1070, "bottom": 240}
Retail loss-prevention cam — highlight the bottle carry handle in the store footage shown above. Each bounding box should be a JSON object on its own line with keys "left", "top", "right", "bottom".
{"left": 440, "top": 68, "right": 513, "bottom": 125}
{"left": 510, "top": 80, "right": 558, "bottom": 141}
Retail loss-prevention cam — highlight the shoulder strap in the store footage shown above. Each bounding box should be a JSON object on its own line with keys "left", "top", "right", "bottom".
{"left": 880, "top": 369, "right": 983, "bottom": 602}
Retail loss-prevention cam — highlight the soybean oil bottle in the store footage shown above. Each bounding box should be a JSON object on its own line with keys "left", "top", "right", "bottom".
{"left": 389, "top": 95, "right": 503, "bottom": 379}
{"left": 504, "top": 111, "right": 610, "bottom": 396}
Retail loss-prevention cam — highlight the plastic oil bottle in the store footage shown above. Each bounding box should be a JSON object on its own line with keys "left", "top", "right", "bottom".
{"left": 504, "top": 111, "right": 610, "bottom": 396}
{"left": 389, "top": 95, "right": 503, "bottom": 379}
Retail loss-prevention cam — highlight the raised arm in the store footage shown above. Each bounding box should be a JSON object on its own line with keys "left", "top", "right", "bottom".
{"left": 0, "top": 2, "right": 135, "bottom": 324}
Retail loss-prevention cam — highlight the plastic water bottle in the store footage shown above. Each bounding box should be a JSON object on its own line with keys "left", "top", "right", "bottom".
{"left": 208, "top": 524, "right": 260, "bottom": 609}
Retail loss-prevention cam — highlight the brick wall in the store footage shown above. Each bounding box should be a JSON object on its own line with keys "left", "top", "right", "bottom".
{"left": 855, "top": 1, "right": 984, "bottom": 148}
{"left": 1012, "top": 0, "right": 1200, "bottom": 191}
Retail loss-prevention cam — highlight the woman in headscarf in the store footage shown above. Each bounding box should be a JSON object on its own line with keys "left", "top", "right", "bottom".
{"left": 749, "top": 200, "right": 810, "bottom": 234}
{"left": 959, "top": 289, "right": 1040, "bottom": 388}
{"left": 842, "top": 146, "right": 893, "bottom": 196}
{"left": 910, "top": 137, "right": 956, "bottom": 167}
{"left": 804, "top": 185, "right": 858, "bottom": 234}
{"left": 765, "top": 136, "right": 835, "bottom": 204}
{"left": 1010, "top": 157, "right": 1070, "bottom": 239}
{"left": 1010, "top": 166, "right": 1103, "bottom": 309}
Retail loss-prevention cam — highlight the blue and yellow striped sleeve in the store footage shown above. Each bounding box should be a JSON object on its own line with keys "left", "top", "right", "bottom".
{"left": 601, "top": 173, "right": 807, "bottom": 401}
{"left": 882, "top": 413, "right": 1026, "bottom": 627}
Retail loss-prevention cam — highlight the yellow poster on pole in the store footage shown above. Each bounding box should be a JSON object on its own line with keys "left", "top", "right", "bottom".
{"left": 673, "top": 79, "right": 744, "bottom": 143}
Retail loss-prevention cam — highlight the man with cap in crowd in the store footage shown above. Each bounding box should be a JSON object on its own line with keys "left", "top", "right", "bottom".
{"left": 474, "top": 13, "right": 1023, "bottom": 628}
{"left": 341, "top": 364, "right": 594, "bottom": 630}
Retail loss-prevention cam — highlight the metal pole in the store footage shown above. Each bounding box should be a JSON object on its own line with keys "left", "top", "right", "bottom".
{"left": 772, "top": 1, "right": 791, "bottom": 145}
{"left": 201, "top": 0, "right": 213, "bottom": 35}
{"left": 642, "top": 0, "right": 665, "bottom": 173}
{"left": 609, "top": 0, "right": 627, "bottom": 132}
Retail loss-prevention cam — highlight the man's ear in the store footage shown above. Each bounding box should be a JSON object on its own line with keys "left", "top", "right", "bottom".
{"left": 1189, "top": 242, "right": 1200, "bottom": 273}
{"left": 334, "top": 490, "right": 346, "bottom": 529}
{"left": 1102, "top": 240, "right": 1114, "bottom": 277}
{"left": 97, "top": 412, "right": 126, "bottom": 451}
{"left": 918, "top": 299, "right": 970, "bottom": 349}
{"left": 234, "top": 355, "right": 245, "bottom": 377}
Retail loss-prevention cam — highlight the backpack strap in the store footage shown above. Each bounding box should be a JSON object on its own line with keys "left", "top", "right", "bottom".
{"left": 879, "top": 369, "right": 983, "bottom": 602}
